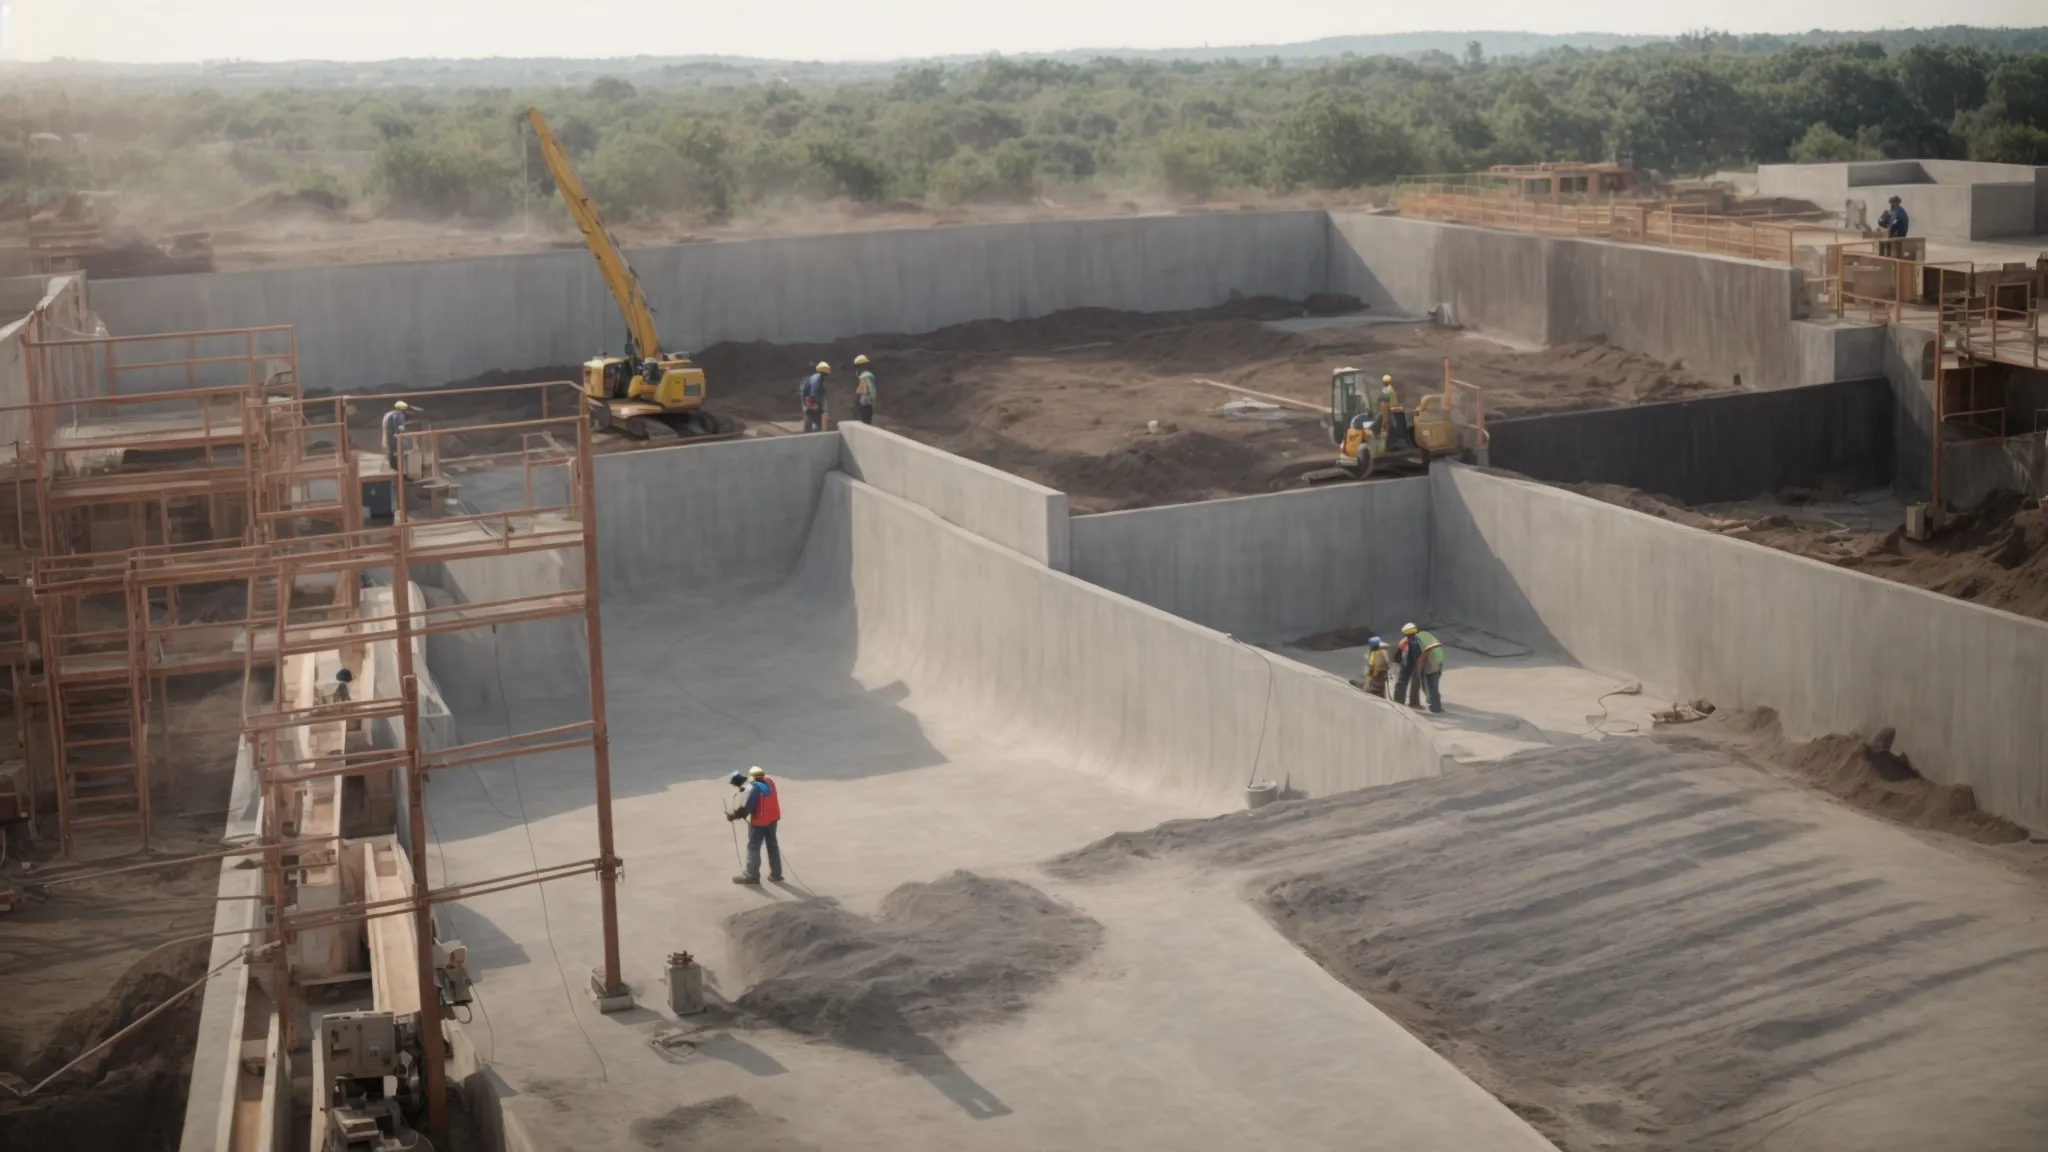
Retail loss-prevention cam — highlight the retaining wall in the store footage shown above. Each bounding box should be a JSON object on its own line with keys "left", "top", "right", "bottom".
{"left": 177, "top": 741, "right": 268, "bottom": 1152}
{"left": 1430, "top": 464, "right": 2048, "bottom": 831}
{"left": 1068, "top": 479, "right": 1430, "bottom": 642}
{"left": 802, "top": 472, "right": 1443, "bottom": 808}
{"left": 1325, "top": 212, "right": 1813, "bottom": 392}
{"left": 1485, "top": 378, "right": 1897, "bottom": 504}
{"left": 91, "top": 211, "right": 1329, "bottom": 392}
{"left": 593, "top": 432, "right": 843, "bottom": 593}
{"left": 839, "top": 421, "right": 1070, "bottom": 569}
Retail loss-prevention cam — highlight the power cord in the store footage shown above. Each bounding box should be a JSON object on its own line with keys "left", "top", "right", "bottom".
{"left": 489, "top": 634, "right": 608, "bottom": 1083}
{"left": 1583, "top": 682, "right": 1644, "bottom": 737}
{"left": 1226, "top": 635, "right": 1277, "bottom": 788}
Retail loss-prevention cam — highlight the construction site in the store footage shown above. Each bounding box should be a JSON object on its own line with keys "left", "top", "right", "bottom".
{"left": 0, "top": 156, "right": 2044, "bottom": 1152}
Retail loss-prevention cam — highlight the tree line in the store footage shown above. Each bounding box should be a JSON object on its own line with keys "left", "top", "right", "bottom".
{"left": 5, "top": 34, "right": 2046, "bottom": 224}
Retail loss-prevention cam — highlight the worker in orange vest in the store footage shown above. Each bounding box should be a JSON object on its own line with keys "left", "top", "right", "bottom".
{"left": 726, "top": 766, "right": 784, "bottom": 884}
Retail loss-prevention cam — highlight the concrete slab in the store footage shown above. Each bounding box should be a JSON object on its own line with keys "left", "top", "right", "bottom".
{"left": 425, "top": 570, "right": 1554, "bottom": 1151}
{"left": 1278, "top": 638, "right": 1665, "bottom": 764}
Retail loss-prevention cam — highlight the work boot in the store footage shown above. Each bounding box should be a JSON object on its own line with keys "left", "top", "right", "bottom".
{"left": 769, "top": 874, "right": 785, "bottom": 883}
{"left": 732, "top": 874, "right": 761, "bottom": 885}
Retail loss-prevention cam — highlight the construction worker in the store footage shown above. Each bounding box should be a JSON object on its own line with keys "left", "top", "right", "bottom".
{"left": 382, "top": 401, "right": 415, "bottom": 472}
{"left": 852, "top": 354, "right": 876, "bottom": 424}
{"left": 332, "top": 666, "right": 353, "bottom": 704}
{"left": 1363, "top": 636, "right": 1390, "bottom": 698}
{"left": 1876, "top": 195, "right": 1910, "bottom": 258}
{"left": 1395, "top": 624, "right": 1420, "bottom": 707}
{"left": 726, "top": 766, "right": 783, "bottom": 884}
{"left": 799, "top": 361, "right": 830, "bottom": 433}
{"left": 1378, "top": 375, "right": 1409, "bottom": 450}
{"left": 1402, "top": 623, "right": 1447, "bottom": 713}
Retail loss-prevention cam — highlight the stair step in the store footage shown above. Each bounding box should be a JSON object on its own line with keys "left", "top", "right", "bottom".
{"left": 70, "top": 791, "right": 140, "bottom": 808}
{"left": 69, "top": 814, "right": 143, "bottom": 831}
{"left": 66, "top": 762, "right": 138, "bottom": 776}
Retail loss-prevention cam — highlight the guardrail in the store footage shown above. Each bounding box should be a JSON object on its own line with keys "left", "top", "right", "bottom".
{"left": 1395, "top": 190, "right": 1835, "bottom": 265}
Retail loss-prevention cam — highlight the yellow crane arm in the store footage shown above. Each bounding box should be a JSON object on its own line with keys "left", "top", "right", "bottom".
{"left": 525, "top": 107, "right": 664, "bottom": 362}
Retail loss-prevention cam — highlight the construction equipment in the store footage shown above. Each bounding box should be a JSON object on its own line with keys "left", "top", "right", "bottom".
{"left": 525, "top": 107, "right": 726, "bottom": 440}
{"left": 319, "top": 1010, "right": 432, "bottom": 1151}
{"left": 1305, "top": 367, "right": 1457, "bottom": 483}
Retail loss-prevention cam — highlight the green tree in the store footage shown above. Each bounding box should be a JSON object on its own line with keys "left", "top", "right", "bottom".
{"left": 807, "top": 136, "right": 890, "bottom": 201}
{"left": 1789, "top": 122, "right": 1883, "bottom": 162}
{"left": 1266, "top": 94, "right": 1419, "bottom": 189}
{"left": 1609, "top": 59, "right": 1751, "bottom": 172}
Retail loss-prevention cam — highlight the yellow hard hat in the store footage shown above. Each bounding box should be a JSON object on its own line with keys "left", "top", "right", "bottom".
{"left": 1381, "top": 375, "right": 1394, "bottom": 385}
{"left": 815, "top": 361, "right": 832, "bottom": 374}
{"left": 747, "top": 766, "right": 766, "bottom": 779}
{"left": 1402, "top": 622, "right": 1419, "bottom": 635}
{"left": 853, "top": 354, "right": 869, "bottom": 366}
{"left": 393, "top": 400, "right": 410, "bottom": 410}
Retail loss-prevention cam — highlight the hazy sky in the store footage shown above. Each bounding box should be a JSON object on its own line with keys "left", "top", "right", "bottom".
{"left": 7, "top": 1, "right": 2043, "bottom": 63}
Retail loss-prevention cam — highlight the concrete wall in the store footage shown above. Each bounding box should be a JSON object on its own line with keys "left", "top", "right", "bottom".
{"left": 1485, "top": 378, "right": 1897, "bottom": 504}
{"left": 805, "top": 471, "right": 1443, "bottom": 808}
{"left": 594, "top": 432, "right": 843, "bottom": 593}
{"left": 1430, "top": 464, "right": 2048, "bottom": 831}
{"left": 91, "top": 211, "right": 1329, "bottom": 392}
{"left": 1326, "top": 212, "right": 1814, "bottom": 392}
{"left": 1881, "top": 323, "right": 2048, "bottom": 504}
{"left": 1757, "top": 161, "right": 2048, "bottom": 239}
{"left": 838, "top": 421, "right": 1070, "bottom": 569}
{"left": 1068, "top": 479, "right": 1430, "bottom": 642}
{"left": 179, "top": 741, "right": 267, "bottom": 1152}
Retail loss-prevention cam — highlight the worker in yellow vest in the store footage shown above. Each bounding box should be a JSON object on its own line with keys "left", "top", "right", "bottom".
{"left": 1362, "top": 636, "right": 1390, "bottom": 698}
{"left": 1401, "top": 623, "right": 1446, "bottom": 713}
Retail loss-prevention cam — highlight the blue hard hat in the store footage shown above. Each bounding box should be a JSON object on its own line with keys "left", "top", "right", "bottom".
{"left": 1367, "top": 636, "right": 1382, "bottom": 647}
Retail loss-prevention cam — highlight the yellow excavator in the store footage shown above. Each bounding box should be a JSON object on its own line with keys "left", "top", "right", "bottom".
{"left": 526, "top": 107, "right": 727, "bottom": 439}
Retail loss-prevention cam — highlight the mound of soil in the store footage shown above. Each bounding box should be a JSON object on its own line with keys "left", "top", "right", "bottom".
{"left": 0, "top": 939, "right": 208, "bottom": 1152}
{"left": 1564, "top": 483, "right": 2048, "bottom": 625}
{"left": 1697, "top": 708, "right": 2030, "bottom": 845}
{"left": 727, "top": 871, "right": 1100, "bottom": 1057}
{"left": 629, "top": 1095, "right": 812, "bottom": 1152}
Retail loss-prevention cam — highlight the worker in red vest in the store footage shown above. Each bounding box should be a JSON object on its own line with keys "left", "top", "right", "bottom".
{"left": 726, "top": 766, "right": 783, "bottom": 884}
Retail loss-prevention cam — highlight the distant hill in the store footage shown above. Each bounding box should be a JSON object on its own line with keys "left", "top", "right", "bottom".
{"left": 2, "top": 26, "right": 2043, "bottom": 90}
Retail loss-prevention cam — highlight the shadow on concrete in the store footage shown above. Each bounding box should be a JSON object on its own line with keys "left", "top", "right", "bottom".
{"left": 418, "top": 512, "right": 952, "bottom": 840}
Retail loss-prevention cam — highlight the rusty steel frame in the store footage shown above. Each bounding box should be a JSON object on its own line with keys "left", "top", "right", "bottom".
{"left": 3, "top": 299, "right": 620, "bottom": 1152}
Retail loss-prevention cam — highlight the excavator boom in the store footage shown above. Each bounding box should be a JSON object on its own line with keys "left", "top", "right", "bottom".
{"left": 525, "top": 107, "right": 663, "bottom": 362}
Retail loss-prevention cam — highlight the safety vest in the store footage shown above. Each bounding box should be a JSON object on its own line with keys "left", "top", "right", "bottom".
{"left": 1366, "top": 648, "right": 1389, "bottom": 678}
{"left": 1415, "top": 632, "right": 1445, "bottom": 672}
{"left": 747, "top": 777, "right": 781, "bottom": 826}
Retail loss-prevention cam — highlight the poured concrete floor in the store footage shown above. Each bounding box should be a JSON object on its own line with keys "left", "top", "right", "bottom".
{"left": 424, "top": 580, "right": 1556, "bottom": 1152}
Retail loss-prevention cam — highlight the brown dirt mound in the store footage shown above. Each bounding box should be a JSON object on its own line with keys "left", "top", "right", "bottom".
{"left": 728, "top": 871, "right": 1100, "bottom": 1057}
{"left": 629, "top": 1095, "right": 813, "bottom": 1152}
{"left": 1291, "top": 625, "right": 1383, "bottom": 651}
{"left": 1698, "top": 708, "right": 2031, "bottom": 845}
{"left": 0, "top": 938, "right": 208, "bottom": 1152}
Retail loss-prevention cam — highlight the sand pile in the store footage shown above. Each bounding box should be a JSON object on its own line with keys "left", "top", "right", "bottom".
{"left": 1047, "top": 737, "right": 2048, "bottom": 1151}
{"left": 1699, "top": 708, "right": 2029, "bottom": 845}
{"left": 728, "top": 871, "right": 1100, "bottom": 1056}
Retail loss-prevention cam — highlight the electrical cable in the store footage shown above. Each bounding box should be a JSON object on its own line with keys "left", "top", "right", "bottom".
{"left": 1226, "top": 635, "right": 1278, "bottom": 789}
{"left": 1583, "top": 682, "right": 1645, "bottom": 737}
{"left": 489, "top": 637, "right": 607, "bottom": 1082}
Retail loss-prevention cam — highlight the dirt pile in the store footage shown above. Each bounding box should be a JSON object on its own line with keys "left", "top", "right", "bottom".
{"left": 1694, "top": 708, "right": 2030, "bottom": 846}
{"left": 0, "top": 938, "right": 208, "bottom": 1152}
{"left": 1565, "top": 482, "right": 2048, "bottom": 625}
{"left": 1048, "top": 737, "right": 2048, "bottom": 1151}
{"left": 728, "top": 871, "right": 1100, "bottom": 1056}
{"left": 628, "top": 1095, "right": 813, "bottom": 1152}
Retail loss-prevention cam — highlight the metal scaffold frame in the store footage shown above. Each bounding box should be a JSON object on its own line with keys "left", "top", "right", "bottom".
{"left": 1, "top": 293, "right": 625, "bottom": 1150}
